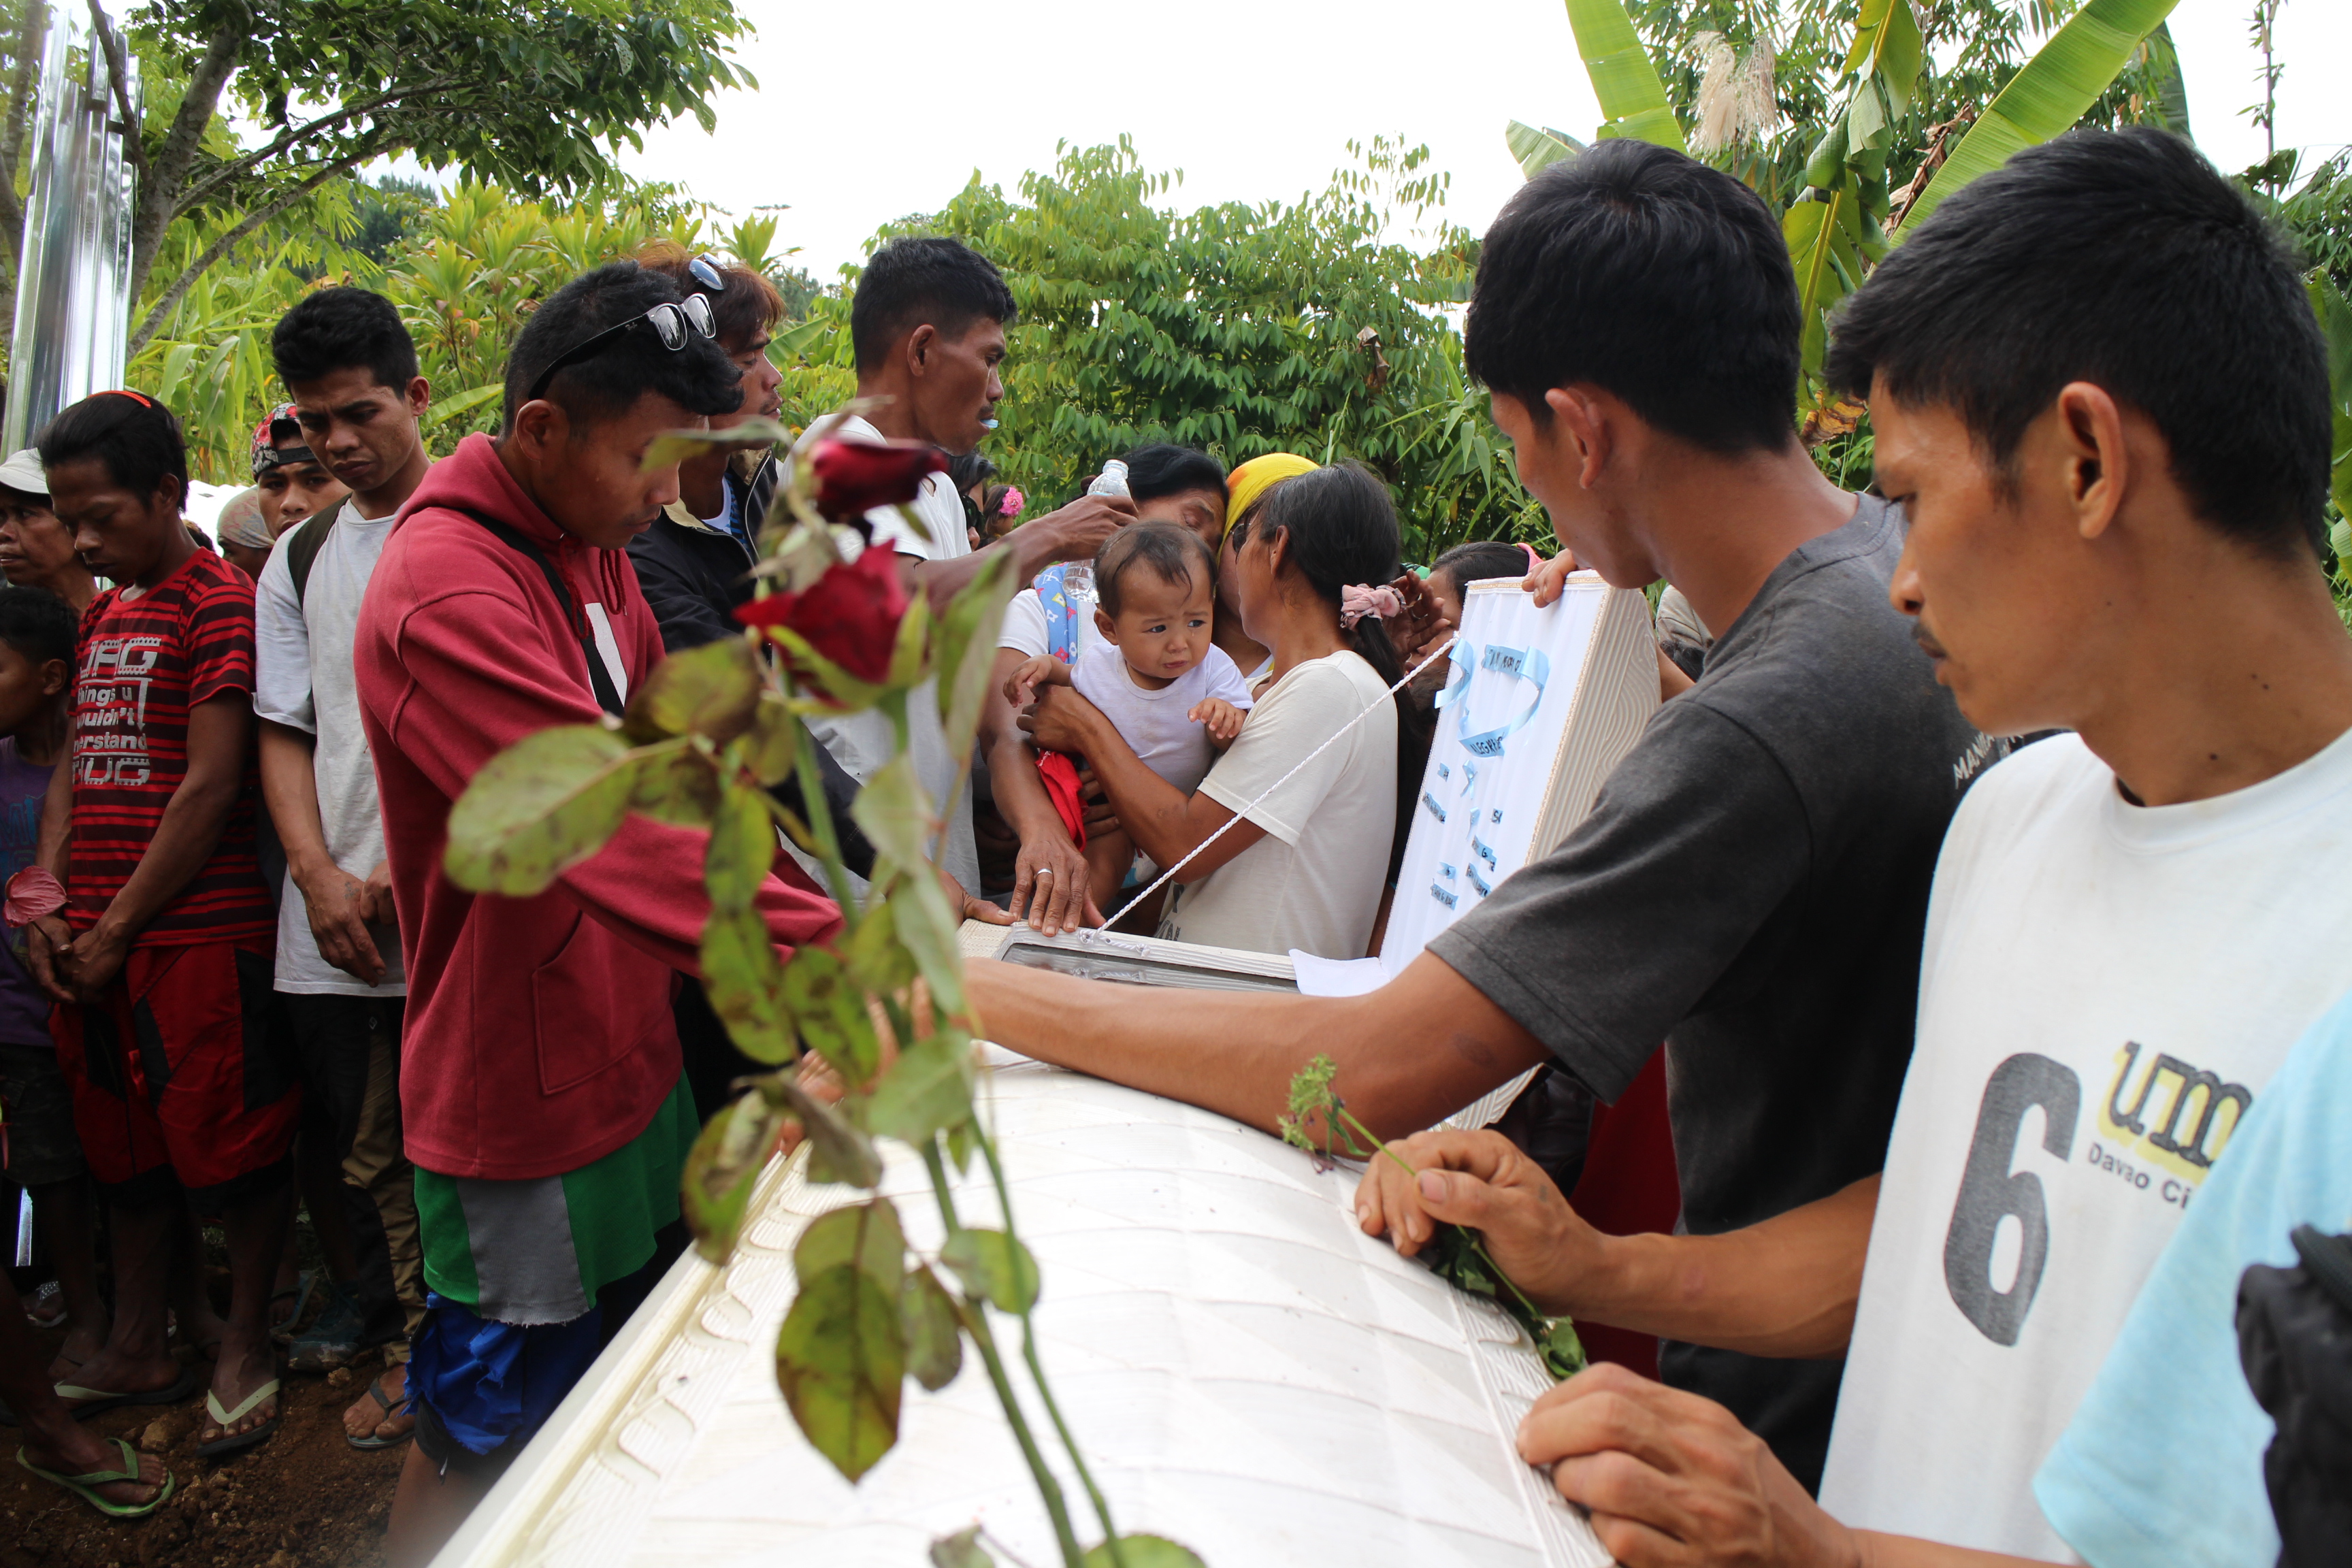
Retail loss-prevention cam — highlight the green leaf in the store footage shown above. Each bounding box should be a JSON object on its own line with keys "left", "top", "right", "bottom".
{"left": 680, "top": 1085, "right": 790, "bottom": 1262}
{"left": 843, "top": 898, "right": 919, "bottom": 1001}
{"left": 625, "top": 637, "right": 763, "bottom": 746}
{"left": 934, "top": 550, "right": 1019, "bottom": 764}
{"left": 443, "top": 725, "right": 636, "bottom": 896}
{"left": 850, "top": 752, "right": 934, "bottom": 872}
{"left": 940, "top": 1227, "right": 1040, "bottom": 1315}
{"left": 706, "top": 777, "right": 779, "bottom": 915}
{"left": 900, "top": 1263, "right": 965, "bottom": 1392}
{"left": 628, "top": 738, "right": 721, "bottom": 827}
{"left": 700, "top": 905, "right": 794, "bottom": 1064}
{"left": 1562, "top": 0, "right": 1686, "bottom": 153}
{"left": 1898, "top": 0, "right": 2183, "bottom": 238}
{"left": 794, "top": 1197, "right": 906, "bottom": 1288}
{"left": 944, "top": 1118, "right": 979, "bottom": 1175}
{"left": 887, "top": 869, "right": 966, "bottom": 1017}
{"left": 886, "top": 590, "right": 934, "bottom": 691}
{"left": 418, "top": 382, "right": 504, "bottom": 433}
{"left": 1505, "top": 120, "right": 1584, "bottom": 181}
{"left": 862, "top": 1030, "right": 976, "bottom": 1146}
{"left": 1537, "top": 1316, "right": 1589, "bottom": 1381}
{"left": 774, "top": 1263, "right": 904, "bottom": 1481}
{"left": 759, "top": 1072, "right": 885, "bottom": 1190}
{"left": 783, "top": 945, "right": 881, "bottom": 1086}
{"left": 1080, "top": 1537, "right": 1207, "bottom": 1568}
{"left": 642, "top": 415, "right": 795, "bottom": 472}
{"left": 930, "top": 1527, "right": 994, "bottom": 1568}
{"left": 742, "top": 691, "right": 804, "bottom": 786}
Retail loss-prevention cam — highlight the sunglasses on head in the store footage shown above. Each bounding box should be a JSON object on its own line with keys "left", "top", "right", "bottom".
{"left": 525, "top": 284, "right": 721, "bottom": 404}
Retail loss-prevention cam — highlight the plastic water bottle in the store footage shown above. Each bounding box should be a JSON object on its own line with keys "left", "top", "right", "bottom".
{"left": 1064, "top": 459, "right": 1129, "bottom": 608}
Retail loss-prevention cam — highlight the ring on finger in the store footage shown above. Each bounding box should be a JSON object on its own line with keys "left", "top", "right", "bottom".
{"left": 1034, "top": 867, "right": 1054, "bottom": 877}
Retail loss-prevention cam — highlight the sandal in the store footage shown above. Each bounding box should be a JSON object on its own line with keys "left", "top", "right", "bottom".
{"left": 196, "top": 1377, "right": 280, "bottom": 1460}
{"left": 17, "top": 1437, "right": 176, "bottom": 1519}
{"left": 346, "top": 1371, "right": 414, "bottom": 1451}
{"left": 24, "top": 1279, "right": 67, "bottom": 1329}
{"left": 53, "top": 1363, "right": 201, "bottom": 1420}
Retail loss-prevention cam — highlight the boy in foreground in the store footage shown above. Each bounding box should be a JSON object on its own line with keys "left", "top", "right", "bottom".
{"left": 255, "top": 286, "right": 435, "bottom": 1446}
{"left": 1354, "top": 129, "right": 2352, "bottom": 1565}
{"left": 354, "top": 262, "right": 842, "bottom": 1565}
{"left": 25, "top": 391, "right": 295, "bottom": 1458}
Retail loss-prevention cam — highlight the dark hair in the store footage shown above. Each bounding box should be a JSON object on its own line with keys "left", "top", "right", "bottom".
{"left": 1095, "top": 521, "right": 1215, "bottom": 617}
{"left": 1123, "top": 444, "right": 1226, "bottom": 505}
{"left": 1249, "top": 463, "right": 1429, "bottom": 878}
{"left": 272, "top": 286, "right": 419, "bottom": 392}
{"left": 947, "top": 451, "right": 998, "bottom": 494}
{"left": 1431, "top": 540, "right": 1531, "bottom": 593}
{"left": 634, "top": 239, "right": 786, "bottom": 354}
{"left": 1465, "top": 140, "right": 1799, "bottom": 453}
{"left": 849, "top": 238, "right": 1015, "bottom": 374}
{"left": 1828, "top": 129, "right": 2330, "bottom": 561}
{"left": 0, "top": 583, "right": 78, "bottom": 666}
{"left": 36, "top": 391, "right": 188, "bottom": 503}
{"left": 503, "top": 261, "right": 743, "bottom": 433}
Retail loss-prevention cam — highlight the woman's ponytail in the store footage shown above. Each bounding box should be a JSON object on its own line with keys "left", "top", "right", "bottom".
{"left": 1252, "top": 466, "right": 1433, "bottom": 881}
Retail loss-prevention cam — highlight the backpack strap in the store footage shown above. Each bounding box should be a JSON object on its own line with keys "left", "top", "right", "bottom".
{"left": 284, "top": 509, "right": 340, "bottom": 612}
{"left": 450, "top": 507, "right": 627, "bottom": 717}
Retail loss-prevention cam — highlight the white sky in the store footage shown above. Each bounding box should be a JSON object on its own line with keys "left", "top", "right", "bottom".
{"left": 615, "top": 0, "right": 2351, "bottom": 281}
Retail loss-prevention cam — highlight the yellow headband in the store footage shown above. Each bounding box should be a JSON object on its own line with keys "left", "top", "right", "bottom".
{"left": 1224, "top": 453, "right": 1319, "bottom": 538}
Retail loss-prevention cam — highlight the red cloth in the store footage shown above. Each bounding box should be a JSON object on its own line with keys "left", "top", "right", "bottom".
{"left": 67, "top": 549, "right": 273, "bottom": 945}
{"left": 52, "top": 939, "right": 295, "bottom": 1205}
{"left": 354, "top": 435, "right": 843, "bottom": 1181}
{"left": 1565, "top": 1048, "right": 1681, "bottom": 1379}
{"left": 1036, "top": 750, "right": 1087, "bottom": 849}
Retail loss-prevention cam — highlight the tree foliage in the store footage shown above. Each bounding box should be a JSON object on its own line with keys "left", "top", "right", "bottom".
{"left": 0, "top": 0, "right": 753, "bottom": 355}
{"left": 776, "top": 138, "right": 1545, "bottom": 562}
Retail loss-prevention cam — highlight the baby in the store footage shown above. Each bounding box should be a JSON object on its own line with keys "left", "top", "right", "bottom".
{"left": 1006, "top": 521, "right": 1254, "bottom": 912}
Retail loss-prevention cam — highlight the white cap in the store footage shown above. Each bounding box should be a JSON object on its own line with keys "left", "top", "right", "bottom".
{"left": 0, "top": 448, "right": 45, "bottom": 497}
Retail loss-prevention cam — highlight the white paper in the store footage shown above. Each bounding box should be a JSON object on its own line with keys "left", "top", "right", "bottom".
{"left": 1288, "top": 949, "right": 1392, "bottom": 996}
{"left": 1382, "top": 580, "right": 1607, "bottom": 970}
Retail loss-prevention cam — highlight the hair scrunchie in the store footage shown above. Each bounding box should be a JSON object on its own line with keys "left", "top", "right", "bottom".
{"left": 1340, "top": 583, "right": 1403, "bottom": 629}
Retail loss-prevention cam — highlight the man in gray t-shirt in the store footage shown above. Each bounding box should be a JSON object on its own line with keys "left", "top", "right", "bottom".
{"left": 255, "top": 287, "right": 434, "bottom": 1448}
{"left": 968, "top": 142, "right": 1993, "bottom": 1493}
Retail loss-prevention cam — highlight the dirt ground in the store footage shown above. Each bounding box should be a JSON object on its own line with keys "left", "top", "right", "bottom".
{"left": 5, "top": 1228, "right": 406, "bottom": 1568}
{"left": 3, "top": 1322, "right": 405, "bottom": 1568}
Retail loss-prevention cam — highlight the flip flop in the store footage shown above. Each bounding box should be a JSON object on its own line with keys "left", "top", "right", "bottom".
{"left": 17, "top": 1437, "right": 176, "bottom": 1519}
{"left": 24, "top": 1279, "right": 67, "bottom": 1329}
{"left": 346, "top": 1372, "right": 414, "bottom": 1451}
{"left": 52, "top": 1362, "right": 201, "bottom": 1420}
{"left": 196, "top": 1377, "right": 280, "bottom": 1460}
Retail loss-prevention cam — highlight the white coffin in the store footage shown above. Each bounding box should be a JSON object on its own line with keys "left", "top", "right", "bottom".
{"left": 434, "top": 1051, "right": 1610, "bottom": 1568}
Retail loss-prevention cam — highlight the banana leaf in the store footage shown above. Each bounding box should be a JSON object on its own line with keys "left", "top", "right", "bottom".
{"left": 1561, "top": 0, "right": 1685, "bottom": 153}
{"left": 1897, "top": 0, "right": 2182, "bottom": 237}
{"left": 1506, "top": 120, "right": 1587, "bottom": 180}
{"left": 2138, "top": 21, "right": 2191, "bottom": 142}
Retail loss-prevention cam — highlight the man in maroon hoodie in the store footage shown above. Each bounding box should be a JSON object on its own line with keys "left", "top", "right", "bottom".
{"left": 354, "top": 261, "right": 841, "bottom": 1563}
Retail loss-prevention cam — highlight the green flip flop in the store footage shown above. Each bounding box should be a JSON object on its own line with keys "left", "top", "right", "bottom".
{"left": 52, "top": 1362, "right": 201, "bottom": 1420}
{"left": 196, "top": 1377, "right": 281, "bottom": 1460}
{"left": 17, "top": 1437, "right": 177, "bottom": 1519}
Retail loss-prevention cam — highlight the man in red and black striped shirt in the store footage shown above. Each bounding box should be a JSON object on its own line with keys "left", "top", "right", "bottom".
{"left": 22, "top": 391, "right": 295, "bottom": 1460}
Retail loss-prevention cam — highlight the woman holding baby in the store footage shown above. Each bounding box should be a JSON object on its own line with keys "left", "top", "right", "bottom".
{"left": 1018, "top": 460, "right": 1422, "bottom": 960}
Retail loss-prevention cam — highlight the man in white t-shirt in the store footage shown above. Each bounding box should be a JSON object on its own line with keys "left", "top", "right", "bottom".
{"left": 255, "top": 288, "right": 434, "bottom": 1450}
{"left": 800, "top": 238, "right": 1130, "bottom": 895}
{"left": 1342, "top": 131, "right": 2352, "bottom": 1566}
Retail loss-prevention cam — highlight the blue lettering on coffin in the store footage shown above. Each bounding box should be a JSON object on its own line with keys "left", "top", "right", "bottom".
{"left": 1431, "top": 883, "right": 1457, "bottom": 909}
{"left": 1467, "top": 864, "right": 1492, "bottom": 897}
{"left": 1420, "top": 791, "right": 1447, "bottom": 824}
{"left": 1470, "top": 835, "right": 1498, "bottom": 868}
{"left": 1439, "top": 862, "right": 1456, "bottom": 881}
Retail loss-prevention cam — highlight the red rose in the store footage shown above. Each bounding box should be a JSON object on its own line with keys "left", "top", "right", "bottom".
{"left": 736, "top": 544, "right": 909, "bottom": 690}
{"left": 807, "top": 436, "right": 947, "bottom": 523}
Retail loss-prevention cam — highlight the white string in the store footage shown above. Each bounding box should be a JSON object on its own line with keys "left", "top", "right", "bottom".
{"left": 1065, "top": 630, "right": 1460, "bottom": 945}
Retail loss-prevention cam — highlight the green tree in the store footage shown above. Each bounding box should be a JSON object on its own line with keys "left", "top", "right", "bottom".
{"left": 0, "top": 0, "right": 755, "bottom": 353}
{"left": 777, "top": 138, "right": 1539, "bottom": 561}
